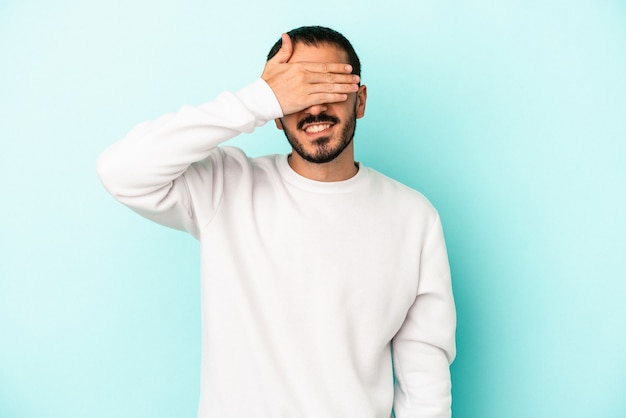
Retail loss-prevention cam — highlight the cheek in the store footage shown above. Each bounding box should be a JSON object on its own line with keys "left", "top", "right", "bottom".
{"left": 280, "top": 116, "right": 300, "bottom": 132}
{"left": 329, "top": 98, "right": 358, "bottom": 117}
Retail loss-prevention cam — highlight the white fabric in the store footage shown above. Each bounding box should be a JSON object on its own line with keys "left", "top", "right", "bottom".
{"left": 97, "top": 78, "right": 456, "bottom": 418}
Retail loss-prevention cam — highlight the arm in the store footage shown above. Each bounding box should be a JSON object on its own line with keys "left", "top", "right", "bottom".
{"left": 96, "top": 79, "right": 282, "bottom": 236}
{"left": 96, "top": 33, "right": 359, "bottom": 236}
{"left": 392, "top": 215, "right": 457, "bottom": 418}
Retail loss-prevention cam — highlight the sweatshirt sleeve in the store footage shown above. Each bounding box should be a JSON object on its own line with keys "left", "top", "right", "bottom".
{"left": 96, "top": 78, "right": 283, "bottom": 238}
{"left": 392, "top": 214, "right": 457, "bottom": 418}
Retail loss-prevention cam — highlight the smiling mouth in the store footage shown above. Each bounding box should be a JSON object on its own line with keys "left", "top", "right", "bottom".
{"left": 303, "top": 123, "right": 333, "bottom": 134}
{"left": 297, "top": 113, "right": 340, "bottom": 133}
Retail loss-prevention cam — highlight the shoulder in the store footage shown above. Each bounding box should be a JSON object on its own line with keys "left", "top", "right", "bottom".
{"left": 364, "top": 166, "right": 439, "bottom": 220}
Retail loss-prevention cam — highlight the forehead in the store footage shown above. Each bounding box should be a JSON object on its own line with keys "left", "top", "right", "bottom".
{"left": 288, "top": 42, "right": 349, "bottom": 64}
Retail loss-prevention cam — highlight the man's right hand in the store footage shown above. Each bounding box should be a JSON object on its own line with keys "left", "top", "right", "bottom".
{"left": 261, "top": 33, "right": 360, "bottom": 116}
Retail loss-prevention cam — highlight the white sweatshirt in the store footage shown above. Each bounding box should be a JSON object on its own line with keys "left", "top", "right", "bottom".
{"left": 97, "top": 78, "right": 456, "bottom": 418}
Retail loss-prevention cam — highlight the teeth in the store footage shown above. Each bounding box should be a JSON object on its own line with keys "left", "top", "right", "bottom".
{"left": 305, "top": 124, "right": 331, "bottom": 133}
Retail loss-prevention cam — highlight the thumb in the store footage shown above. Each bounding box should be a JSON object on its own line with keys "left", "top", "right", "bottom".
{"left": 274, "top": 33, "right": 293, "bottom": 63}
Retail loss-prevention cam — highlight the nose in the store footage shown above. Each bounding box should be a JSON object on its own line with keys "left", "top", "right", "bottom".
{"left": 303, "top": 103, "right": 328, "bottom": 115}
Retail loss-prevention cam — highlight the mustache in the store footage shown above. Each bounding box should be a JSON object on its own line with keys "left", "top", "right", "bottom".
{"left": 297, "top": 114, "right": 340, "bottom": 130}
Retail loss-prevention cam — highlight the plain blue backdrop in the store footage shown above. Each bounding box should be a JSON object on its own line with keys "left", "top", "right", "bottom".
{"left": 1, "top": 1, "right": 625, "bottom": 417}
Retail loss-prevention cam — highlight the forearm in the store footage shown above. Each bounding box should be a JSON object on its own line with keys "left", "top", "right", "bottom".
{"left": 392, "top": 333, "right": 454, "bottom": 417}
{"left": 96, "top": 78, "right": 282, "bottom": 203}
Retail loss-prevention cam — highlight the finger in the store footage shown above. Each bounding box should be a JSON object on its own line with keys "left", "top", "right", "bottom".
{"left": 305, "top": 93, "right": 350, "bottom": 106}
{"left": 307, "top": 82, "right": 359, "bottom": 95}
{"left": 303, "top": 62, "right": 354, "bottom": 75}
{"left": 306, "top": 72, "right": 360, "bottom": 85}
{"left": 273, "top": 33, "right": 293, "bottom": 64}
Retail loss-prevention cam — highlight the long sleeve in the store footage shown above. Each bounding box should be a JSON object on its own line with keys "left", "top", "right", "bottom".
{"left": 392, "top": 214, "right": 456, "bottom": 418}
{"left": 96, "top": 78, "right": 283, "bottom": 237}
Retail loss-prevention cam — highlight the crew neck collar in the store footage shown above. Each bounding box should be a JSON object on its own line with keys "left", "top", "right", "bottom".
{"left": 275, "top": 154, "right": 369, "bottom": 193}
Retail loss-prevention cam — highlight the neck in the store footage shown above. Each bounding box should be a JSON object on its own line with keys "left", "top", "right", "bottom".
{"left": 287, "top": 147, "right": 358, "bottom": 182}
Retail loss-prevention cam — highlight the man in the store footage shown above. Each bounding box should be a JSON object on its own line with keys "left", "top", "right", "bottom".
{"left": 97, "top": 26, "right": 456, "bottom": 418}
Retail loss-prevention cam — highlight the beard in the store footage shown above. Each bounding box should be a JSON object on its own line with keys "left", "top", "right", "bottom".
{"left": 281, "top": 109, "right": 357, "bottom": 164}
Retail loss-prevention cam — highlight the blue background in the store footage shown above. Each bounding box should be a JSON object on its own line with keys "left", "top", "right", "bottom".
{"left": 1, "top": 1, "right": 625, "bottom": 417}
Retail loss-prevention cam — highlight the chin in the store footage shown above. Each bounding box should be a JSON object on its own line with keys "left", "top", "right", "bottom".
{"left": 282, "top": 115, "right": 357, "bottom": 165}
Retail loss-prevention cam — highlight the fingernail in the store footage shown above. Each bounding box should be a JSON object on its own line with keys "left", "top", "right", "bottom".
{"left": 353, "top": 75, "right": 360, "bottom": 82}
{"left": 345, "top": 65, "right": 352, "bottom": 72}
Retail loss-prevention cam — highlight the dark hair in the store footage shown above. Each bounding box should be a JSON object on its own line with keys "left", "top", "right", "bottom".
{"left": 266, "top": 26, "right": 361, "bottom": 78}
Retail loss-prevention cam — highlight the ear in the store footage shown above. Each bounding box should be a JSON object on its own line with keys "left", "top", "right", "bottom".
{"left": 355, "top": 85, "right": 367, "bottom": 119}
{"left": 274, "top": 118, "right": 284, "bottom": 130}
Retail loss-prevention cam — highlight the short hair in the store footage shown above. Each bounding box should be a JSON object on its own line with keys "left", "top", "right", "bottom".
{"left": 266, "top": 26, "right": 361, "bottom": 78}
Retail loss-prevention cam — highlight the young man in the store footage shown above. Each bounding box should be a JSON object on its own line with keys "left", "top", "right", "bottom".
{"left": 97, "top": 26, "right": 456, "bottom": 418}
